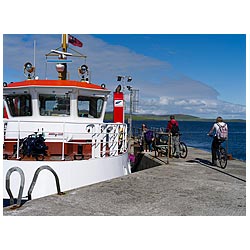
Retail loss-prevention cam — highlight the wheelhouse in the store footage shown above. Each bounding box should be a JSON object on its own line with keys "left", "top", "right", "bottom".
{"left": 3, "top": 79, "right": 109, "bottom": 122}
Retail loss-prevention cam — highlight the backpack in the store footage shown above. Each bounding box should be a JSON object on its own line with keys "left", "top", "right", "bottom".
{"left": 171, "top": 123, "right": 179, "bottom": 135}
{"left": 145, "top": 130, "right": 153, "bottom": 143}
{"left": 217, "top": 123, "right": 228, "bottom": 140}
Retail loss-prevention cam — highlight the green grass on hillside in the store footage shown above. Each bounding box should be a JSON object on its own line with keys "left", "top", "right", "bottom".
{"left": 104, "top": 112, "right": 245, "bottom": 122}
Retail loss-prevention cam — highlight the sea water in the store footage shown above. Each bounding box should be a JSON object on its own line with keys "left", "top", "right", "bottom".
{"left": 132, "top": 120, "right": 246, "bottom": 161}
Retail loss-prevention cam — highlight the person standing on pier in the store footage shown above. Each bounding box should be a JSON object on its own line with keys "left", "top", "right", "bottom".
{"left": 166, "top": 115, "right": 180, "bottom": 158}
{"left": 144, "top": 126, "right": 154, "bottom": 152}
{"left": 139, "top": 124, "right": 147, "bottom": 151}
{"left": 207, "top": 116, "right": 228, "bottom": 166}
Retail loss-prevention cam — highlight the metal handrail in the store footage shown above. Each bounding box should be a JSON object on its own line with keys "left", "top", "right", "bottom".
{"left": 27, "top": 165, "right": 64, "bottom": 200}
{"left": 3, "top": 120, "right": 128, "bottom": 160}
{"left": 5, "top": 166, "right": 25, "bottom": 208}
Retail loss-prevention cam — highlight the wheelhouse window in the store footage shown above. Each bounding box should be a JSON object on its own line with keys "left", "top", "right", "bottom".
{"left": 78, "top": 96, "right": 104, "bottom": 118}
{"left": 39, "top": 94, "right": 70, "bottom": 116}
{"left": 5, "top": 94, "right": 32, "bottom": 117}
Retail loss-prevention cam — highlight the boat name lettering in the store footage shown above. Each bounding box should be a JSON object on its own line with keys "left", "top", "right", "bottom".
{"left": 48, "top": 132, "right": 64, "bottom": 136}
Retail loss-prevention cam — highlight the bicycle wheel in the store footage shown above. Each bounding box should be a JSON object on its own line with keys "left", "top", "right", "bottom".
{"left": 218, "top": 147, "right": 227, "bottom": 169}
{"left": 180, "top": 142, "right": 188, "bottom": 158}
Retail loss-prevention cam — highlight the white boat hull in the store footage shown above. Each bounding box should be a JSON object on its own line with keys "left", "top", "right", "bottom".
{"left": 3, "top": 153, "right": 130, "bottom": 200}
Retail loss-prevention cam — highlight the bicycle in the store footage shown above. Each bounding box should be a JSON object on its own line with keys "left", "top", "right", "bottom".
{"left": 172, "top": 133, "right": 188, "bottom": 158}
{"left": 16, "top": 132, "right": 48, "bottom": 161}
{"left": 208, "top": 135, "right": 227, "bottom": 169}
{"left": 153, "top": 132, "right": 188, "bottom": 159}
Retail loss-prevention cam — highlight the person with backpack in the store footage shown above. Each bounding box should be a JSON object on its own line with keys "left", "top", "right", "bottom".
{"left": 207, "top": 116, "right": 228, "bottom": 166}
{"left": 166, "top": 115, "right": 180, "bottom": 158}
{"left": 144, "top": 125, "right": 154, "bottom": 152}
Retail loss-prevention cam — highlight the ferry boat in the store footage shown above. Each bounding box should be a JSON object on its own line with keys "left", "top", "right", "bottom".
{"left": 3, "top": 34, "right": 131, "bottom": 207}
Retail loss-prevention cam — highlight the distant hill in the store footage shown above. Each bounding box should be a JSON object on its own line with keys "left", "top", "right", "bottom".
{"left": 104, "top": 112, "right": 245, "bottom": 122}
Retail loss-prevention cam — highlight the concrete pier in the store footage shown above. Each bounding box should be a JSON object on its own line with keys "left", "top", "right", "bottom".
{"left": 3, "top": 147, "right": 246, "bottom": 216}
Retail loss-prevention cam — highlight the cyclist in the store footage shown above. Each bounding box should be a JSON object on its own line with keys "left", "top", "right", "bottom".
{"left": 207, "top": 116, "right": 228, "bottom": 166}
{"left": 166, "top": 115, "right": 180, "bottom": 158}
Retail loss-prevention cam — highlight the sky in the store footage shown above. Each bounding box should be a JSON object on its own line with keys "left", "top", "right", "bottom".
{"left": 3, "top": 34, "right": 246, "bottom": 119}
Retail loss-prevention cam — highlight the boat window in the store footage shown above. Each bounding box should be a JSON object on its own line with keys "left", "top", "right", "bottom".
{"left": 39, "top": 94, "right": 70, "bottom": 116}
{"left": 78, "top": 96, "right": 104, "bottom": 118}
{"left": 5, "top": 94, "right": 32, "bottom": 117}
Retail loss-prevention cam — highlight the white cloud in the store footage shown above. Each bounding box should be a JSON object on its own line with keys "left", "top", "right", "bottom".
{"left": 3, "top": 34, "right": 246, "bottom": 120}
{"left": 133, "top": 96, "right": 246, "bottom": 119}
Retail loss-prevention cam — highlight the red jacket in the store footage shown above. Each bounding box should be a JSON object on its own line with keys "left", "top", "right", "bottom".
{"left": 166, "top": 119, "right": 179, "bottom": 132}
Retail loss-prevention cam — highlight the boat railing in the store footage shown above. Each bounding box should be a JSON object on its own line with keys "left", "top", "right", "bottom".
{"left": 3, "top": 120, "right": 128, "bottom": 160}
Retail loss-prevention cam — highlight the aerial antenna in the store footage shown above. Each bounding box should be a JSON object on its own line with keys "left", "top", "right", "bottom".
{"left": 33, "top": 40, "right": 36, "bottom": 77}
{"left": 132, "top": 89, "right": 139, "bottom": 113}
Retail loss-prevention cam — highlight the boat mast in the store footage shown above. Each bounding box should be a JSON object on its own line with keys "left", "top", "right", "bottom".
{"left": 60, "top": 34, "right": 68, "bottom": 80}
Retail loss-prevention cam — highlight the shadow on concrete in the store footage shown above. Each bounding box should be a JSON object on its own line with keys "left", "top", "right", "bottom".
{"left": 186, "top": 158, "right": 246, "bottom": 183}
